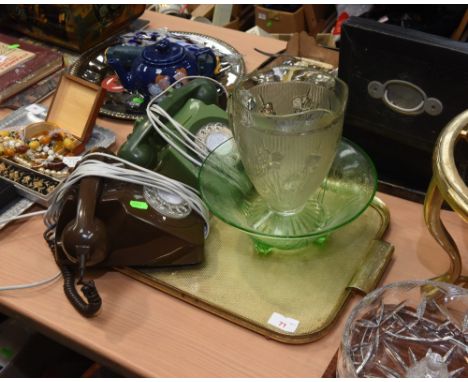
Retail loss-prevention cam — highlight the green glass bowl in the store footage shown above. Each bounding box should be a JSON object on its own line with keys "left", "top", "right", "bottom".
{"left": 198, "top": 138, "right": 377, "bottom": 253}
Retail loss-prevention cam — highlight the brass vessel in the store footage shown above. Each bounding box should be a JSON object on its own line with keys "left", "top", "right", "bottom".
{"left": 424, "top": 110, "right": 468, "bottom": 286}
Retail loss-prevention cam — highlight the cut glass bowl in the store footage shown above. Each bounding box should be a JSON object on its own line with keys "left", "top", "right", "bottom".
{"left": 337, "top": 280, "right": 468, "bottom": 378}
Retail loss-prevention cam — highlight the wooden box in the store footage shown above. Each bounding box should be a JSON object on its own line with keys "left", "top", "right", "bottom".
{"left": 24, "top": 74, "right": 105, "bottom": 154}
{"left": 0, "top": 77, "right": 108, "bottom": 206}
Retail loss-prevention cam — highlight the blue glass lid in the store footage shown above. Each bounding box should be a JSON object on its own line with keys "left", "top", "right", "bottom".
{"left": 142, "top": 38, "right": 186, "bottom": 65}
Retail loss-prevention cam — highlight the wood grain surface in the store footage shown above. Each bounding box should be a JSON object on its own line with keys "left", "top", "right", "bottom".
{"left": 0, "top": 11, "right": 466, "bottom": 378}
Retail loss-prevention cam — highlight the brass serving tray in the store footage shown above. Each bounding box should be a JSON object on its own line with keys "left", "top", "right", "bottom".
{"left": 120, "top": 197, "right": 393, "bottom": 344}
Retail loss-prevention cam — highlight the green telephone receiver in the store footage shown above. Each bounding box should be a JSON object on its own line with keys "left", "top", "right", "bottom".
{"left": 158, "top": 98, "right": 229, "bottom": 188}
{"left": 117, "top": 79, "right": 221, "bottom": 169}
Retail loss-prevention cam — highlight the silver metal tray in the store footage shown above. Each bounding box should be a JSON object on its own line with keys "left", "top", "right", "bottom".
{"left": 69, "top": 30, "right": 245, "bottom": 120}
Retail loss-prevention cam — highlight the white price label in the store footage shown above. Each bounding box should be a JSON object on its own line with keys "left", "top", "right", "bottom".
{"left": 267, "top": 312, "right": 299, "bottom": 333}
{"left": 63, "top": 156, "right": 82, "bottom": 168}
{"left": 25, "top": 104, "right": 46, "bottom": 115}
{"left": 258, "top": 12, "right": 267, "bottom": 20}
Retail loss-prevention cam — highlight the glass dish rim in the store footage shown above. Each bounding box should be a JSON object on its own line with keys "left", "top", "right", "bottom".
{"left": 198, "top": 137, "right": 378, "bottom": 240}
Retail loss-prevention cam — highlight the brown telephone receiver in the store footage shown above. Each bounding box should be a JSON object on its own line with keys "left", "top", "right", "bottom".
{"left": 61, "top": 177, "right": 108, "bottom": 267}
{"left": 46, "top": 174, "right": 206, "bottom": 317}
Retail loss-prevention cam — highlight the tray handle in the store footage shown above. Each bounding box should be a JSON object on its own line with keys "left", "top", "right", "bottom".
{"left": 347, "top": 240, "right": 394, "bottom": 294}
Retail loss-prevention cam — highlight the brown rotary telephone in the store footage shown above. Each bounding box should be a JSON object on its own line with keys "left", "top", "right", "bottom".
{"left": 44, "top": 162, "right": 206, "bottom": 317}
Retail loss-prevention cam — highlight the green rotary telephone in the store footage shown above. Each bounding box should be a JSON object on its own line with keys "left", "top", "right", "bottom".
{"left": 118, "top": 79, "right": 230, "bottom": 188}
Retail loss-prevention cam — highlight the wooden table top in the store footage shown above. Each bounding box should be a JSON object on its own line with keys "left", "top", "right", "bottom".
{"left": 0, "top": 11, "right": 466, "bottom": 378}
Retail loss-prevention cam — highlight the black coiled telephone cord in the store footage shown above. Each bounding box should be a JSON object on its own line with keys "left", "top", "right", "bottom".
{"left": 43, "top": 226, "right": 102, "bottom": 317}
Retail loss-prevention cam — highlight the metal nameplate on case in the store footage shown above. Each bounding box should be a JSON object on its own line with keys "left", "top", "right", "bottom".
{"left": 368, "top": 79, "right": 443, "bottom": 116}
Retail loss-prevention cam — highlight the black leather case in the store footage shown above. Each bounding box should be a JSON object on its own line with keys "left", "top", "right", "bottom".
{"left": 339, "top": 17, "right": 468, "bottom": 199}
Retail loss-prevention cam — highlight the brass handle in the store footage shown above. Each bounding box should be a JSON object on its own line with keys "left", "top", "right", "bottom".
{"left": 424, "top": 110, "right": 468, "bottom": 286}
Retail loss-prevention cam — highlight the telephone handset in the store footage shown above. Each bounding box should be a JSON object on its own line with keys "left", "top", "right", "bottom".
{"left": 49, "top": 171, "right": 206, "bottom": 317}
{"left": 53, "top": 176, "right": 107, "bottom": 317}
{"left": 117, "top": 78, "right": 220, "bottom": 169}
{"left": 61, "top": 177, "right": 108, "bottom": 267}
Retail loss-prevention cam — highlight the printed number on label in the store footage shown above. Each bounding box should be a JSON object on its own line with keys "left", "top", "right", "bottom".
{"left": 268, "top": 312, "right": 299, "bottom": 333}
